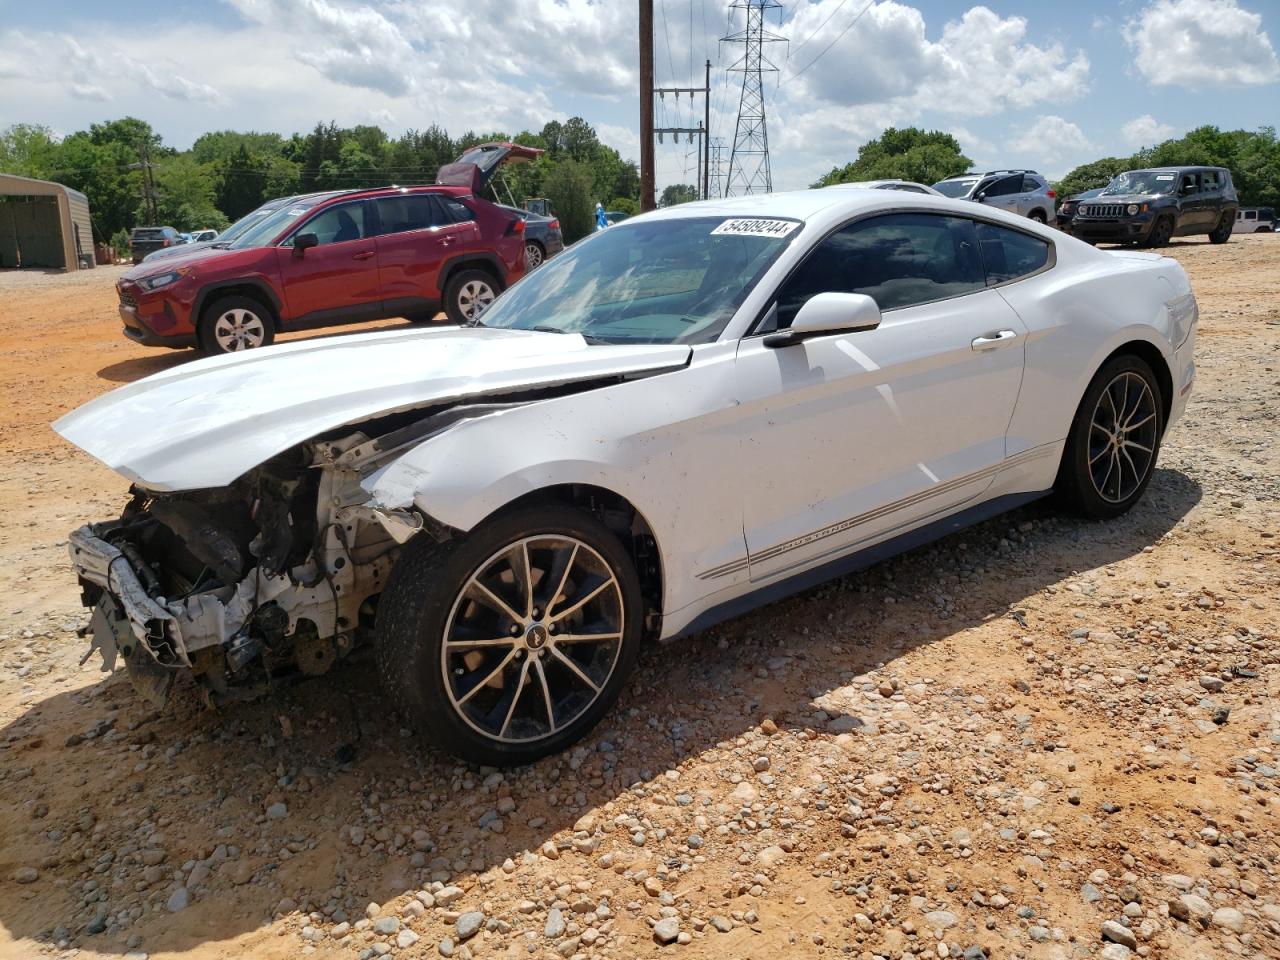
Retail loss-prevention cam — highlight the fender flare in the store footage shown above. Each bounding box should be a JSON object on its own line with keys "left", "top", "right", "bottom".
{"left": 193, "top": 277, "right": 283, "bottom": 326}
{"left": 438, "top": 253, "right": 508, "bottom": 295}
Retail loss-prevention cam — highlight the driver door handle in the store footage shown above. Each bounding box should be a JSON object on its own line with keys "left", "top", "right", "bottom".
{"left": 971, "top": 330, "right": 1018, "bottom": 351}
{"left": 352, "top": 250, "right": 375, "bottom": 261}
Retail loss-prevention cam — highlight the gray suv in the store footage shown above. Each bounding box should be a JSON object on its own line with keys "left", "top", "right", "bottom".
{"left": 931, "top": 169, "right": 1056, "bottom": 223}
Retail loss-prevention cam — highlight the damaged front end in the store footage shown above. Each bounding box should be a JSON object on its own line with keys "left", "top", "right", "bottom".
{"left": 70, "top": 433, "right": 410, "bottom": 706}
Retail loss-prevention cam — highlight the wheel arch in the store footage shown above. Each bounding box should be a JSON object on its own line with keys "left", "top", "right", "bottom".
{"left": 193, "top": 279, "right": 282, "bottom": 326}
{"left": 470, "top": 483, "right": 666, "bottom": 639}
{"left": 1101, "top": 339, "right": 1174, "bottom": 430}
{"left": 439, "top": 254, "right": 506, "bottom": 294}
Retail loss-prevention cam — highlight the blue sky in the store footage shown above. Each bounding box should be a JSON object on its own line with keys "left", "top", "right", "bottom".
{"left": 1, "top": 0, "right": 1277, "bottom": 190}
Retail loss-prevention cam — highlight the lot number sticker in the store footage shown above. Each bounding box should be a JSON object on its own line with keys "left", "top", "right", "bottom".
{"left": 711, "top": 218, "right": 799, "bottom": 238}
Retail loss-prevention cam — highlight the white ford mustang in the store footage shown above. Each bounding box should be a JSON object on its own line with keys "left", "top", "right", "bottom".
{"left": 56, "top": 189, "right": 1197, "bottom": 765}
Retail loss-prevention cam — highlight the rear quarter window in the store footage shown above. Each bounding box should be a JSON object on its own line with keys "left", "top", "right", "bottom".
{"left": 976, "top": 222, "right": 1050, "bottom": 285}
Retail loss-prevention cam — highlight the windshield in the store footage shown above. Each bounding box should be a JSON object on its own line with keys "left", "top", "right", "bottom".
{"left": 932, "top": 178, "right": 977, "bottom": 198}
{"left": 216, "top": 205, "right": 286, "bottom": 244}
{"left": 225, "top": 197, "right": 329, "bottom": 249}
{"left": 1101, "top": 171, "right": 1177, "bottom": 196}
{"left": 477, "top": 215, "right": 797, "bottom": 344}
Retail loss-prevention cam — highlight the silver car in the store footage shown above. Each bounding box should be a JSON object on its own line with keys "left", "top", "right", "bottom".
{"left": 824, "top": 179, "right": 943, "bottom": 196}
{"left": 932, "top": 169, "right": 1057, "bottom": 223}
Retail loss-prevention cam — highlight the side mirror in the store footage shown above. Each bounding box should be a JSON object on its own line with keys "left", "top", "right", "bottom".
{"left": 764, "top": 292, "right": 882, "bottom": 348}
{"left": 292, "top": 233, "right": 318, "bottom": 257}
{"left": 975, "top": 191, "right": 987, "bottom": 202}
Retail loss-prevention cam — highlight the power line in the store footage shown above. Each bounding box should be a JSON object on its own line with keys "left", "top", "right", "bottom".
{"left": 788, "top": 0, "right": 853, "bottom": 58}
{"left": 781, "top": 0, "right": 874, "bottom": 86}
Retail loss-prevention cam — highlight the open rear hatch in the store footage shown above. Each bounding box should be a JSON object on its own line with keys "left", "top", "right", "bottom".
{"left": 436, "top": 142, "right": 545, "bottom": 193}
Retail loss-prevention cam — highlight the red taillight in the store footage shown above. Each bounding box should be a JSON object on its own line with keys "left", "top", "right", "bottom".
{"left": 548, "top": 219, "right": 560, "bottom": 231}
{"left": 506, "top": 217, "right": 525, "bottom": 236}
{"left": 1047, "top": 189, "right": 1056, "bottom": 199}
{"left": 162, "top": 239, "right": 171, "bottom": 247}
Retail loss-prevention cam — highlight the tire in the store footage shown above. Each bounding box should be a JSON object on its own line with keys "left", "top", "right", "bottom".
{"left": 524, "top": 240, "right": 546, "bottom": 270}
{"left": 443, "top": 269, "right": 501, "bottom": 325}
{"left": 197, "top": 294, "right": 276, "bottom": 355}
{"left": 1055, "top": 354, "right": 1164, "bottom": 520}
{"left": 1142, "top": 216, "right": 1174, "bottom": 249}
{"left": 1029, "top": 209, "right": 1047, "bottom": 224}
{"left": 1208, "top": 212, "right": 1232, "bottom": 244}
{"left": 376, "top": 504, "right": 644, "bottom": 766}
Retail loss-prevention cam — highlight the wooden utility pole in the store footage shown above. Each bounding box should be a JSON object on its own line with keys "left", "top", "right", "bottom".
{"left": 703, "top": 59, "right": 711, "bottom": 200}
{"left": 639, "top": 0, "right": 656, "bottom": 212}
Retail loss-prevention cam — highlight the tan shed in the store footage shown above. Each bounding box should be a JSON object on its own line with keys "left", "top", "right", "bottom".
{"left": 0, "top": 173, "right": 95, "bottom": 271}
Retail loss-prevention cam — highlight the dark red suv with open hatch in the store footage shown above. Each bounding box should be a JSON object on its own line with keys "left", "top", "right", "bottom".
{"left": 114, "top": 144, "right": 541, "bottom": 354}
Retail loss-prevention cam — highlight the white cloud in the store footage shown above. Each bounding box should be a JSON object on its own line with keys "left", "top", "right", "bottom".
{"left": 1121, "top": 114, "right": 1176, "bottom": 147}
{"left": 1009, "top": 116, "right": 1094, "bottom": 155}
{"left": 1123, "top": 0, "right": 1280, "bottom": 87}
{"left": 786, "top": 3, "right": 1090, "bottom": 116}
{"left": 1004, "top": 116, "right": 1095, "bottom": 178}
{"left": 1, "top": 30, "right": 224, "bottom": 106}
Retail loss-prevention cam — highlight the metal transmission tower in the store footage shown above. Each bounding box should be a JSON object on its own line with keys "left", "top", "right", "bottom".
{"left": 721, "top": 0, "right": 786, "bottom": 196}
{"left": 708, "top": 137, "right": 729, "bottom": 198}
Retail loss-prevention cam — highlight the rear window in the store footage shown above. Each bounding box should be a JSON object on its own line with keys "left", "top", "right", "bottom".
{"left": 131, "top": 228, "right": 166, "bottom": 240}
{"left": 977, "top": 223, "right": 1050, "bottom": 284}
{"left": 933, "top": 179, "right": 978, "bottom": 199}
{"left": 441, "top": 198, "right": 476, "bottom": 223}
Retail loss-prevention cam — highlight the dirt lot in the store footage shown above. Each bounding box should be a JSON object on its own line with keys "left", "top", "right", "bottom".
{"left": 0, "top": 240, "right": 1277, "bottom": 960}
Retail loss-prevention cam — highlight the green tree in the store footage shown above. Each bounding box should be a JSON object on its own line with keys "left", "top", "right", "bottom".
{"left": 54, "top": 132, "right": 138, "bottom": 240}
{"left": 0, "top": 123, "right": 60, "bottom": 178}
{"left": 216, "top": 143, "right": 269, "bottom": 220}
{"left": 543, "top": 158, "right": 595, "bottom": 243}
{"left": 659, "top": 183, "right": 699, "bottom": 207}
{"left": 1053, "top": 157, "right": 1132, "bottom": 200}
{"left": 191, "top": 130, "right": 286, "bottom": 165}
{"left": 815, "top": 127, "right": 971, "bottom": 187}
{"left": 153, "top": 155, "right": 227, "bottom": 231}
{"left": 609, "top": 197, "right": 639, "bottom": 217}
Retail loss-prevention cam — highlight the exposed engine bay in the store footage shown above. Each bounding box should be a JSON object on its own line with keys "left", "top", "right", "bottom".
{"left": 69, "top": 424, "right": 429, "bottom": 706}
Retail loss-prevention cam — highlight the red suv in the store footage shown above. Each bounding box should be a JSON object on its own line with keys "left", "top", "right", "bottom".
{"left": 115, "top": 148, "right": 538, "bottom": 354}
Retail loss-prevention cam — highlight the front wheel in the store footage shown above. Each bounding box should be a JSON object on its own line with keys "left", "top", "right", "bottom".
{"left": 376, "top": 505, "right": 643, "bottom": 766}
{"left": 1208, "top": 212, "right": 1232, "bottom": 244}
{"left": 197, "top": 295, "right": 276, "bottom": 354}
{"left": 1142, "top": 216, "right": 1174, "bottom": 249}
{"left": 443, "top": 269, "right": 500, "bottom": 325}
{"left": 1055, "top": 355, "right": 1164, "bottom": 519}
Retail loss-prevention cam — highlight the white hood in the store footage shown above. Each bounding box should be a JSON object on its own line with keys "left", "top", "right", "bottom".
{"left": 54, "top": 327, "right": 691, "bottom": 491}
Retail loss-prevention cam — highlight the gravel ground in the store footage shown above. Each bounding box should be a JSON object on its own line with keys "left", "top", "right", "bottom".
{"left": 0, "top": 237, "right": 1277, "bottom": 960}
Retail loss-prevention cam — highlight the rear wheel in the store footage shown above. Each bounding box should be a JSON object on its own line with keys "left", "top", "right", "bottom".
{"left": 1056, "top": 355, "right": 1164, "bottom": 519}
{"left": 1208, "top": 212, "right": 1232, "bottom": 244}
{"left": 197, "top": 295, "right": 275, "bottom": 355}
{"left": 1029, "top": 209, "right": 1047, "bottom": 224}
{"left": 376, "top": 505, "right": 643, "bottom": 766}
{"left": 524, "top": 241, "right": 545, "bottom": 270}
{"left": 443, "top": 269, "right": 500, "bottom": 325}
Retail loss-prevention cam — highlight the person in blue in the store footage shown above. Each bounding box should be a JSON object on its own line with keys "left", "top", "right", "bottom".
{"left": 595, "top": 202, "right": 609, "bottom": 232}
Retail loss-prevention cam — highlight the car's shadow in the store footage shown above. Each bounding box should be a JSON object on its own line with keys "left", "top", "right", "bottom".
{"left": 97, "top": 353, "right": 193, "bottom": 383}
{"left": 0, "top": 468, "right": 1202, "bottom": 953}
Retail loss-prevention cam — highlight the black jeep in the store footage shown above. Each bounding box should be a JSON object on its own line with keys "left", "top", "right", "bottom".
{"left": 1066, "top": 166, "right": 1237, "bottom": 247}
